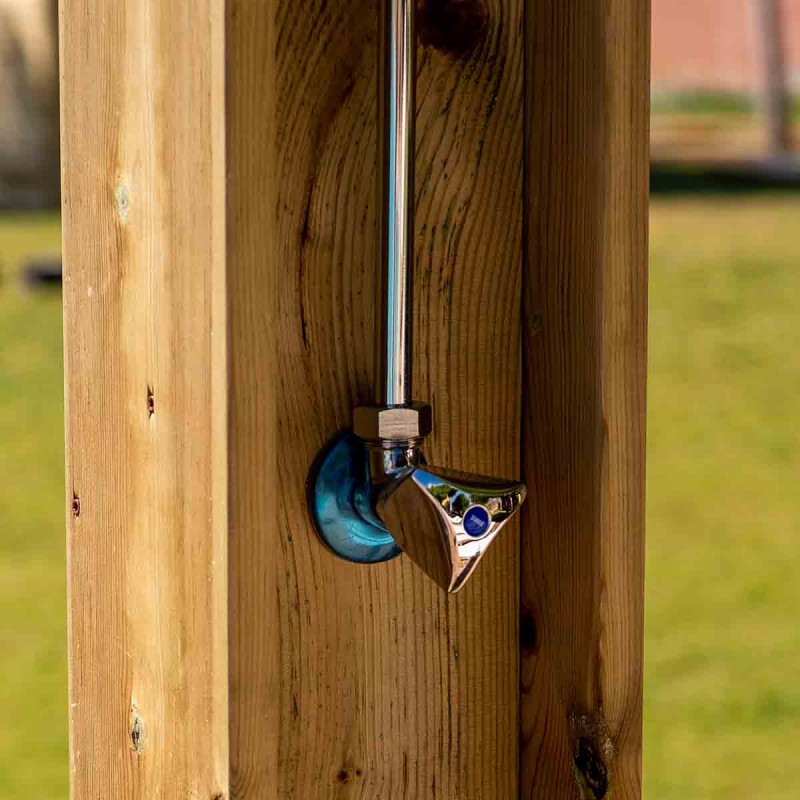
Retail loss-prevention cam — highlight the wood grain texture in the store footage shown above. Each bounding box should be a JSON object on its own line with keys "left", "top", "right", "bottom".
{"left": 227, "top": 0, "right": 280, "bottom": 797}
{"left": 228, "top": 0, "right": 523, "bottom": 796}
{"left": 61, "top": 1, "right": 228, "bottom": 797}
{"left": 520, "top": 1, "right": 649, "bottom": 799}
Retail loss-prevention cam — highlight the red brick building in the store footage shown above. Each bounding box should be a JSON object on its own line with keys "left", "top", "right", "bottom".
{"left": 652, "top": 0, "right": 800, "bottom": 93}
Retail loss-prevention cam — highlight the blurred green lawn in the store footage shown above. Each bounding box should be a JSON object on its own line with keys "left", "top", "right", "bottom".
{"left": 646, "top": 196, "right": 800, "bottom": 799}
{"left": 0, "top": 213, "right": 66, "bottom": 798}
{"left": 0, "top": 198, "right": 799, "bottom": 798}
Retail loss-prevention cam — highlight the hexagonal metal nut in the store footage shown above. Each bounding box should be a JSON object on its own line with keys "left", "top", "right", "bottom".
{"left": 353, "top": 402, "right": 433, "bottom": 443}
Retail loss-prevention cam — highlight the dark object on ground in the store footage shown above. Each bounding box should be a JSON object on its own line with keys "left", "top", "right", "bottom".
{"left": 652, "top": 156, "right": 800, "bottom": 195}
{"left": 21, "top": 256, "right": 62, "bottom": 289}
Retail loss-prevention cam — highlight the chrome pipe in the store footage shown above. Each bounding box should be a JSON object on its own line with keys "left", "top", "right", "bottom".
{"left": 377, "top": 0, "right": 415, "bottom": 406}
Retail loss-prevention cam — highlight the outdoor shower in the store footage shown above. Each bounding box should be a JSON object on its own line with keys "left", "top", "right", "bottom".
{"left": 307, "top": 0, "right": 526, "bottom": 592}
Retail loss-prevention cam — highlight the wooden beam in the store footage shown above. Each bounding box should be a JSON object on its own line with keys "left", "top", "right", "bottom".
{"left": 228, "top": 0, "right": 523, "bottom": 795}
{"left": 63, "top": 0, "right": 647, "bottom": 794}
{"left": 753, "top": 0, "right": 793, "bottom": 156}
{"left": 61, "top": 1, "right": 228, "bottom": 797}
{"left": 520, "top": 1, "right": 649, "bottom": 798}
{"left": 64, "top": 0, "right": 524, "bottom": 796}
{"left": 227, "top": 1, "right": 280, "bottom": 795}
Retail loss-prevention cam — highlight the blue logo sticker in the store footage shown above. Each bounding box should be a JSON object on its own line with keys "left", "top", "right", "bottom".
{"left": 463, "top": 505, "right": 491, "bottom": 537}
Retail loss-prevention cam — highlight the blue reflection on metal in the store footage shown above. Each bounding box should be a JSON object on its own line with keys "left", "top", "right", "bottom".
{"left": 308, "top": 433, "right": 401, "bottom": 563}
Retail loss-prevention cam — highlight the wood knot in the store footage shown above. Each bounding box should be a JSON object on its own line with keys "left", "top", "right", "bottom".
{"left": 71, "top": 493, "right": 81, "bottom": 518}
{"left": 418, "top": 0, "right": 489, "bottom": 59}
{"left": 335, "top": 766, "right": 363, "bottom": 785}
{"left": 115, "top": 184, "right": 130, "bottom": 224}
{"left": 573, "top": 736, "right": 608, "bottom": 799}
{"left": 129, "top": 707, "right": 146, "bottom": 754}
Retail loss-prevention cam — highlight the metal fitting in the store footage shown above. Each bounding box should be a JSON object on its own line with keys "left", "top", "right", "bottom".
{"left": 353, "top": 402, "right": 432, "bottom": 444}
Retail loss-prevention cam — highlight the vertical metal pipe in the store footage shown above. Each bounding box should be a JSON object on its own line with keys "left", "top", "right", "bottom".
{"left": 377, "top": 0, "right": 415, "bottom": 406}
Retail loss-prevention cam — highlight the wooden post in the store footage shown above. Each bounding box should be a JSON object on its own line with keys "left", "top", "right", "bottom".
{"left": 60, "top": 1, "right": 228, "bottom": 797}
{"left": 62, "top": 1, "right": 647, "bottom": 797}
{"left": 754, "top": 0, "right": 793, "bottom": 156}
{"left": 521, "top": 1, "right": 649, "bottom": 797}
{"left": 228, "top": 1, "right": 524, "bottom": 795}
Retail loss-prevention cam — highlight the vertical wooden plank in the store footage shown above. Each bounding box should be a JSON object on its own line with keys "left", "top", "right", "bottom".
{"left": 413, "top": 3, "right": 523, "bottom": 794}
{"left": 228, "top": 0, "right": 523, "bottom": 795}
{"left": 227, "top": 1, "right": 280, "bottom": 796}
{"left": 520, "top": 1, "right": 649, "bottom": 798}
{"left": 61, "top": 1, "right": 228, "bottom": 797}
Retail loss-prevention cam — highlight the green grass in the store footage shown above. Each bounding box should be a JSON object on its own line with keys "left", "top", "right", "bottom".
{"left": 0, "top": 197, "right": 799, "bottom": 798}
{"left": 0, "top": 213, "right": 67, "bottom": 799}
{"left": 651, "top": 89, "right": 800, "bottom": 119}
{"left": 651, "top": 90, "right": 758, "bottom": 117}
{"left": 646, "top": 197, "right": 800, "bottom": 799}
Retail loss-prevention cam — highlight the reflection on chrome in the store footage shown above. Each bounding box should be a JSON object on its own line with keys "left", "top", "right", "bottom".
{"left": 379, "top": 466, "right": 526, "bottom": 593}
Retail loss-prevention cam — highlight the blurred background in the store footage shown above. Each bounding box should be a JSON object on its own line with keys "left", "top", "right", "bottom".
{"left": 0, "top": 1, "right": 798, "bottom": 797}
